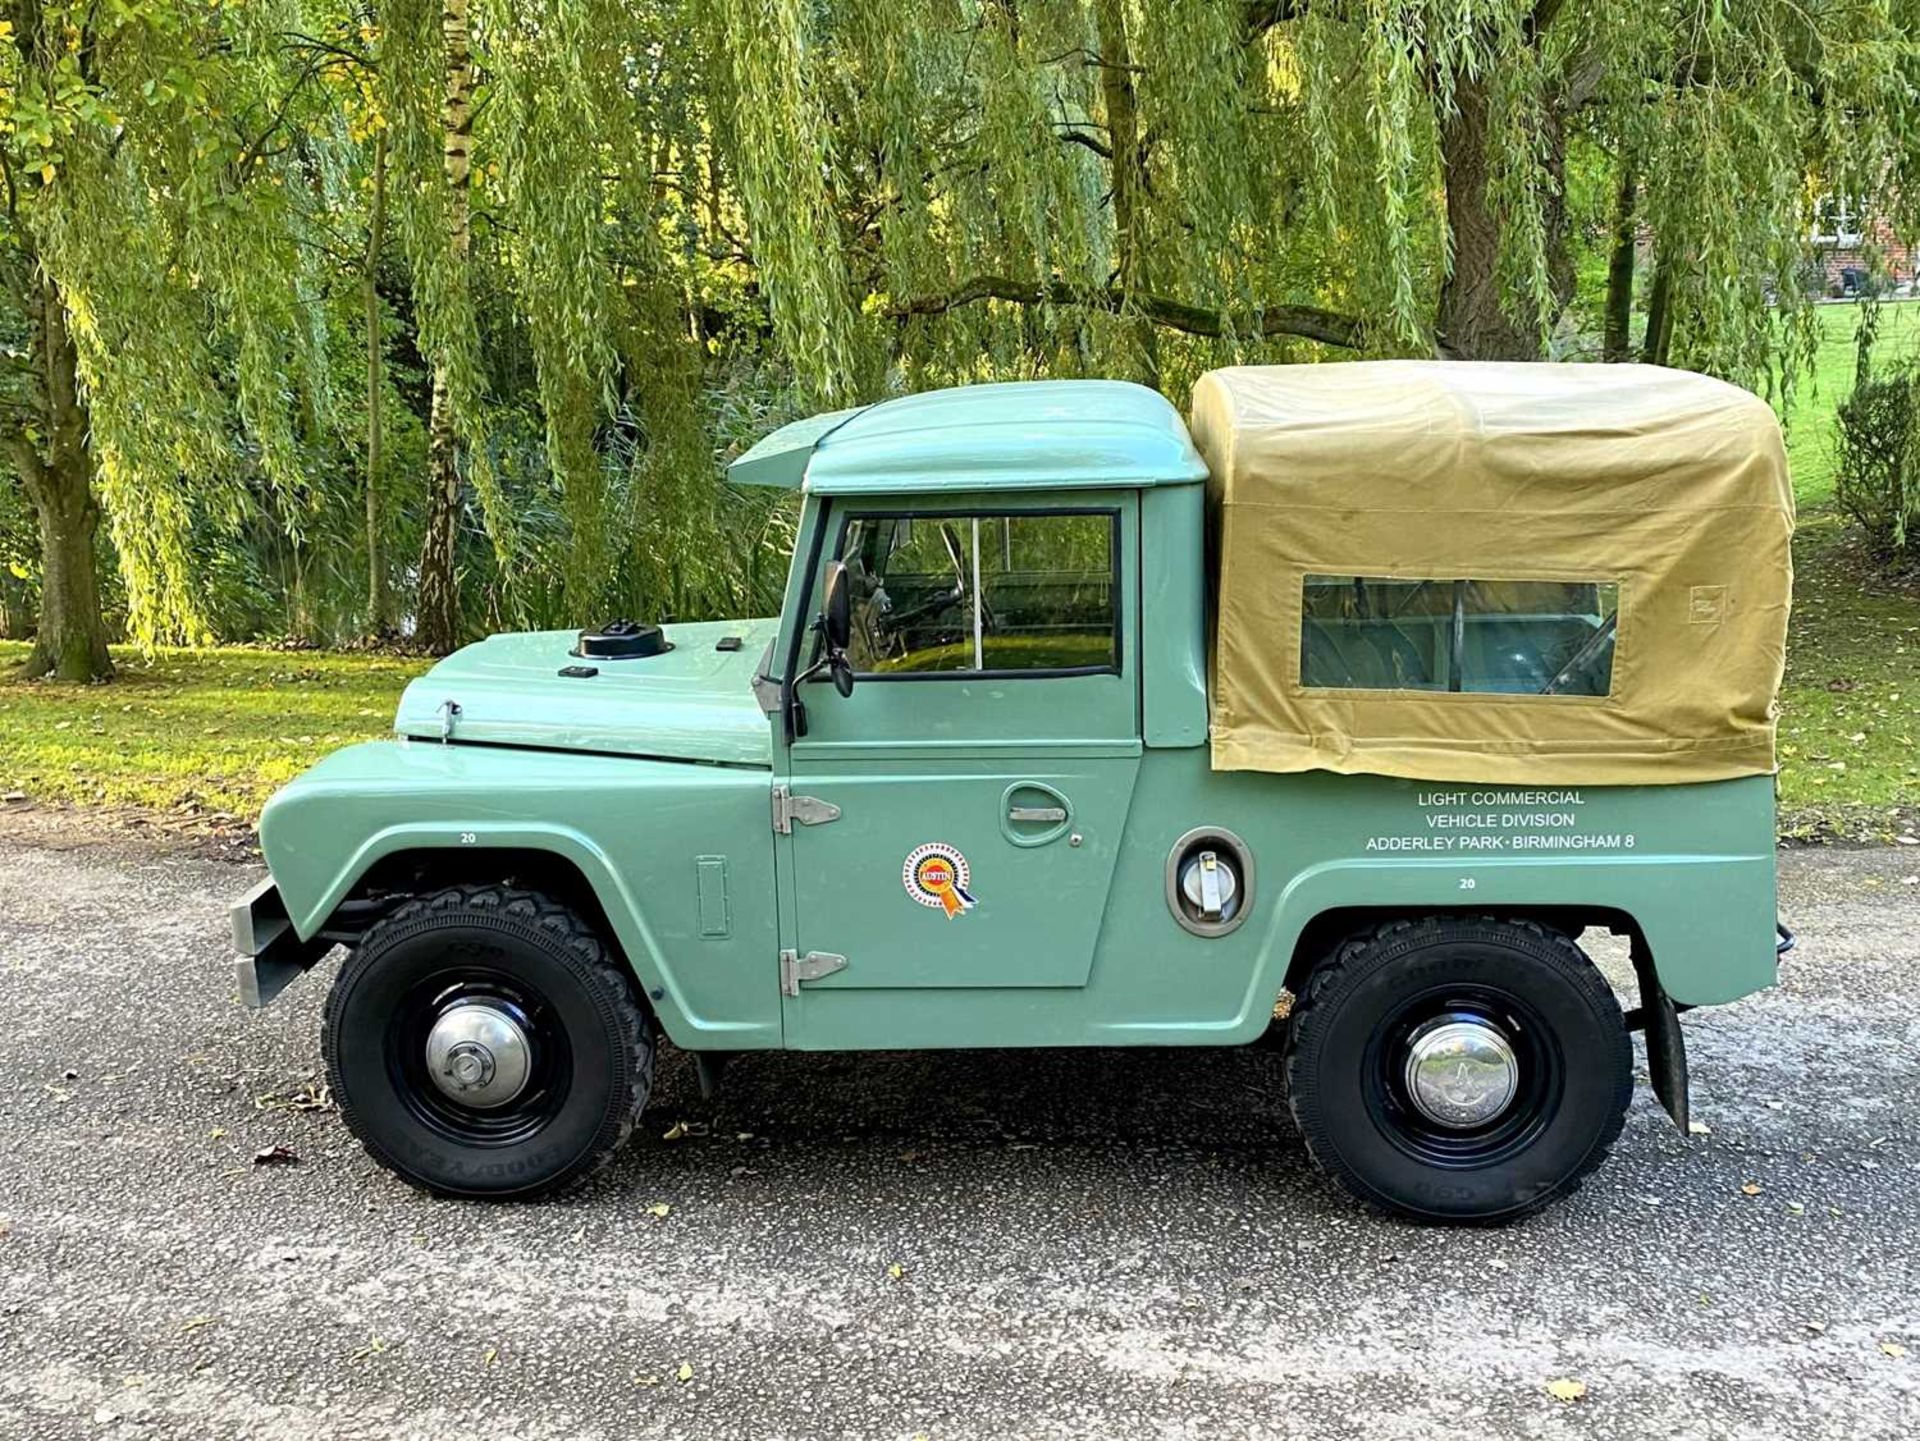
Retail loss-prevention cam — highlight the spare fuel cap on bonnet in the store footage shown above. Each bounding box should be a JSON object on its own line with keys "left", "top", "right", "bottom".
{"left": 572, "top": 618, "right": 671, "bottom": 660}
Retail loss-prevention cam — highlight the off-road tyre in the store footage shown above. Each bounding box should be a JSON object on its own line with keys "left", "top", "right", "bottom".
{"left": 1284, "top": 916, "right": 1630, "bottom": 1225}
{"left": 322, "top": 884, "right": 654, "bottom": 1198}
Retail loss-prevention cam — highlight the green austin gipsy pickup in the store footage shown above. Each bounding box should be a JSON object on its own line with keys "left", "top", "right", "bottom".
{"left": 233, "top": 360, "right": 1796, "bottom": 1223}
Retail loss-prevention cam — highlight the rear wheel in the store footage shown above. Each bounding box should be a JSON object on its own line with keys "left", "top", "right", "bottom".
{"left": 1284, "top": 916, "right": 1630, "bottom": 1224}
{"left": 322, "top": 885, "right": 653, "bottom": 1198}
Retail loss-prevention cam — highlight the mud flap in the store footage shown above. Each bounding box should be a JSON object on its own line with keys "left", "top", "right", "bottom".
{"left": 1628, "top": 933, "right": 1689, "bottom": 1133}
{"left": 693, "top": 1051, "right": 734, "bottom": 1099}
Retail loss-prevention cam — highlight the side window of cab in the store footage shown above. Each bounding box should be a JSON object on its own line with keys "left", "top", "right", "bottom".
{"left": 836, "top": 510, "right": 1120, "bottom": 677}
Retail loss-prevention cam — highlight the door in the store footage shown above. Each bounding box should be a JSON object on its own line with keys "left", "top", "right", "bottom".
{"left": 782, "top": 495, "right": 1142, "bottom": 1020}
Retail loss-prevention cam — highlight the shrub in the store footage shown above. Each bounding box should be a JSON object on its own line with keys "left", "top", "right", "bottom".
{"left": 1834, "top": 372, "right": 1920, "bottom": 553}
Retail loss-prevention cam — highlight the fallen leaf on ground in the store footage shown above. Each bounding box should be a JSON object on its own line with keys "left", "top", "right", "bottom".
{"left": 1545, "top": 1378, "right": 1587, "bottom": 1402}
{"left": 634, "top": 1375, "right": 660, "bottom": 1387}
{"left": 254, "top": 1082, "right": 332, "bottom": 1113}
{"left": 647, "top": 1203, "right": 670, "bottom": 1219}
{"left": 349, "top": 1335, "right": 397, "bottom": 1364}
{"left": 1740, "top": 1181, "right": 1762, "bottom": 1196}
{"left": 1805, "top": 1321, "right": 1827, "bottom": 1334}
{"left": 1688, "top": 1120, "right": 1711, "bottom": 1135}
{"left": 253, "top": 1145, "right": 299, "bottom": 1166}
{"left": 481, "top": 1347, "right": 497, "bottom": 1367}
{"left": 1882, "top": 1342, "right": 1908, "bottom": 1359}
{"left": 662, "top": 1121, "right": 689, "bottom": 1142}
{"left": 887, "top": 1263, "right": 907, "bottom": 1281}
{"left": 676, "top": 1362, "right": 694, "bottom": 1384}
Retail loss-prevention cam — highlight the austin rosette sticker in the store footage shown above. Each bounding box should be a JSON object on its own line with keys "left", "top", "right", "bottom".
{"left": 903, "top": 842, "right": 977, "bottom": 918}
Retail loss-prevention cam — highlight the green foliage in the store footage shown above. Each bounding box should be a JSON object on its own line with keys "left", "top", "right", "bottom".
{"left": 715, "top": 0, "right": 864, "bottom": 405}
{"left": 1835, "top": 371, "right": 1920, "bottom": 553}
{"left": 1, "top": 0, "right": 1918, "bottom": 662}
{"left": 1, "top": 0, "right": 350, "bottom": 646}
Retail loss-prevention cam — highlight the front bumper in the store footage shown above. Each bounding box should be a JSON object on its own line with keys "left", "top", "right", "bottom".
{"left": 230, "top": 878, "right": 331, "bottom": 1009}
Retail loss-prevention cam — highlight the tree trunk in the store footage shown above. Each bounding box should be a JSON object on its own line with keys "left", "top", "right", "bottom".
{"left": 1852, "top": 296, "right": 1880, "bottom": 391}
{"left": 415, "top": 0, "right": 476, "bottom": 655}
{"left": 1093, "top": 0, "right": 1159, "bottom": 387}
{"left": 1642, "top": 248, "right": 1676, "bottom": 366}
{"left": 13, "top": 274, "right": 112, "bottom": 682}
{"left": 1602, "top": 163, "right": 1638, "bottom": 362}
{"left": 1436, "top": 72, "right": 1543, "bottom": 360}
{"left": 364, "top": 126, "right": 393, "bottom": 640}
{"left": 0, "top": 557, "right": 34, "bottom": 641}
{"left": 417, "top": 384, "right": 462, "bottom": 651}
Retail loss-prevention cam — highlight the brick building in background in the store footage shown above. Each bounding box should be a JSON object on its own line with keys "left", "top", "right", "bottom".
{"left": 1811, "top": 199, "right": 1915, "bottom": 297}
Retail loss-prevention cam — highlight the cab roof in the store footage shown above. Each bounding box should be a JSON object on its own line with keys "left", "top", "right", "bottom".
{"left": 726, "top": 379, "right": 1208, "bottom": 495}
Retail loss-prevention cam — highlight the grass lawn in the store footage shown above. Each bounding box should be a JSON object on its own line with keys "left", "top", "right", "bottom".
{"left": 2, "top": 308, "right": 1917, "bottom": 839}
{"left": 1774, "top": 299, "right": 1920, "bottom": 840}
{"left": 1779, "top": 297, "right": 1920, "bottom": 505}
{"left": 1778, "top": 511, "right": 1920, "bottom": 838}
{"left": 0, "top": 645, "right": 428, "bottom": 821}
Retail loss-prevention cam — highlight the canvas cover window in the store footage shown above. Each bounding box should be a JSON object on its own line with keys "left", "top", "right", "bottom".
{"left": 1190, "top": 362, "right": 1794, "bottom": 786}
{"left": 1301, "top": 577, "right": 1619, "bottom": 697}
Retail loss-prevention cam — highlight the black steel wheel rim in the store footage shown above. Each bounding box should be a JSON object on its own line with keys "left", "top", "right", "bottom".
{"left": 386, "top": 967, "right": 573, "bottom": 1147}
{"left": 1360, "top": 980, "right": 1563, "bottom": 1169}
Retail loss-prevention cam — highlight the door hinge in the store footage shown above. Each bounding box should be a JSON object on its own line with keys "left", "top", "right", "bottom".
{"left": 780, "top": 948, "right": 848, "bottom": 996}
{"left": 771, "top": 784, "right": 841, "bottom": 834}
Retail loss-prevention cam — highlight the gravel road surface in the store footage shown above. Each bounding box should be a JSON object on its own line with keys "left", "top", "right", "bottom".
{"left": 1, "top": 813, "right": 1916, "bottom": 1440}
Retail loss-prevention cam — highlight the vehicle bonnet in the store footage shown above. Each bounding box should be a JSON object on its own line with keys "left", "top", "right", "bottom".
{"left": 392, "top": 618, "right": 778, "bottom": 766}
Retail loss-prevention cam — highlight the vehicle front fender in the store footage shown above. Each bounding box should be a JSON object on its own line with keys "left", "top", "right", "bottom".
{"left": 256, "top": 740, "right": 781, "bottom": 1049}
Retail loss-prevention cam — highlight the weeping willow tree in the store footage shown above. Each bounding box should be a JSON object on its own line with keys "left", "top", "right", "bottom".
{"left": 361, "top": 0, "right": 795, "bottom": 650}
{"left": 1, "top": 0, "right": 345, "bottom": 679}
{"left": 375, "top": 0, "right": 485, "bottom": 653}
{"left": 5, "top": 1, "right": 1916, "bottom": 670}
{"left": 711, "top": 0, "right": 1920, "bottom": 403}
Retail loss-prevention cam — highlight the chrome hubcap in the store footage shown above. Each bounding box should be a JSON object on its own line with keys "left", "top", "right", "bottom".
{"left": 424, "top": 1001, "right": 532, "bottom": 1109}
{"left": 1403, "top": 1015, "right": 1520, "bottom": 1129}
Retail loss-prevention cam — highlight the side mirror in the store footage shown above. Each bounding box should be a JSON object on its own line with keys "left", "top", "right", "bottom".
{"left": 821, "top": 561, "right": 855, "bottom": 698}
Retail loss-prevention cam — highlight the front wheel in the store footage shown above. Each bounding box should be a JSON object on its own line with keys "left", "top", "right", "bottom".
{"left": 1284, "top": 916, "right": 1630, "bottom": 1224}
{"left": 322, "top": 885, "right": 654, "bottom": 1198}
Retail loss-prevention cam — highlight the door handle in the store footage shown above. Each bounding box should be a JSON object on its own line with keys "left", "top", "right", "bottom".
{"left": 1001, "top": 782, "right": 1074, "bottom": 847}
